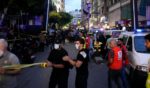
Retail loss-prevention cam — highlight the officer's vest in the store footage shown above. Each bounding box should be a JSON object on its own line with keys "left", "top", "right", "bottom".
{"left": 94, "top": 41, "right": 102, "bottom": 51}
{"left": 81, "top": 36, "right": 86, "bottom": 49}
{"left": 109, "top": 47, "right": 122, "bottom": 70}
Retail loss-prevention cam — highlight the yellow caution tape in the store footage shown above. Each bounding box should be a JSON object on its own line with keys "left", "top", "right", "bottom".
{"left": 2, "top": 62, "right": 48, "bottom": 70}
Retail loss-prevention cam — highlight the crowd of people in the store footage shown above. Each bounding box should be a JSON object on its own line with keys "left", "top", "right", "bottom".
{"left": 46, "top": 27, "right": 129, "bottom": 88}
{"left": 46, "top": 27, "right": 150, "bottom": 88}
{"left": 0, "top": 26, "right": 150, "bottom": 88}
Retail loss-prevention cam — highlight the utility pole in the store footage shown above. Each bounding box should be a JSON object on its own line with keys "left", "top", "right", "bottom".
{"left": 120, "top": 0, "right": 122, "bottom": 20}
{"left": 46, "top": 0, "right": 50, "bottom": 32}
{"left": 131, "top": 0, "right": 138, "bottom": 31}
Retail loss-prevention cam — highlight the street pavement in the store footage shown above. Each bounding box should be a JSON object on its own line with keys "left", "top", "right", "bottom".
{"left": 16, "top": 43, "right": 109, "bottom": 88}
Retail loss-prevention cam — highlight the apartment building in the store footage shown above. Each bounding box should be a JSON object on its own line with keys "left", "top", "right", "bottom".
{"left": 69, "top": 9, "right": 81, "bottom": 25}
{"left": 90, "top": 0, "right": 106, "bottom": 28}
{"left": 107, "top": 0, "right": 150, "bottom": 27}
{"left": 52, "top": 0, "right": 65, "bottom": 12}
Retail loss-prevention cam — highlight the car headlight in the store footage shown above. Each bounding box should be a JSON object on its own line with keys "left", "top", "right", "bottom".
{"left": 136, "top": 65, "right": 148, "bottom": 72}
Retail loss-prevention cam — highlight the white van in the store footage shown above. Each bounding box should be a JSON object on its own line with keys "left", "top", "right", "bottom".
{"left": 119, "top": 31, "right": 150, "bottom": 83}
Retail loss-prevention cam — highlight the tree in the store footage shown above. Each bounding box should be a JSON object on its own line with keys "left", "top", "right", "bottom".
{"left": 58, "top": 12, "right": 73, "bottom": 27}
{"left": 26, "top": 0, "right": 45, "bottom": 16}
{"left": 48, "top": 11, "right": 73, "bottom": 28}
{"left": 49, "top": 11, "right": 61, "bottom": 24}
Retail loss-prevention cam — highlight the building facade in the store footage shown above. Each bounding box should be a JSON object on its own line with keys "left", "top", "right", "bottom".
{"left": 107, "top": 0, "right": 131, "bottom": 27}
{"left": 81, "top": 0, "right": 88, "bottom": 27}
{"left": 69, "top": 9, "right": 81, "bottom": 26}
{"left": 90, "top": 0, "right": 104, "bottom": 28}
{"left": 81, "top": 0, "right": 150, "bottom": 29}
{"left": 81, "top": 0, "right": 109, "bottom": 29}
{"left": 107, "top": 0, "right": 150, "bottom": 28}
{"left": 52, "top": 0, "right": 65, "bottom": 12}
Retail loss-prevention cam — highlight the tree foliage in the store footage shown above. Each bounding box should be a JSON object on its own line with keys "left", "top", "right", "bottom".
{"left": 26, "top": 0, "right": 45, "bottom": 15}
{"left": 49, "top": 11, "right": 61, "bottom": 24}
{"left": 59, "top": 12, "right": 73, "bottom": 27}
{"left": 49, "top": 11, "right": 73, "bottom": 27}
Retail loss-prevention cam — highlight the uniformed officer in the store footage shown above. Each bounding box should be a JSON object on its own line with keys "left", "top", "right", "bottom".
{"left": 63, "top": 38, "right": 89, "bottom": 88}
{"left": 47, "top": 39, "right": 72, "bottom": 88}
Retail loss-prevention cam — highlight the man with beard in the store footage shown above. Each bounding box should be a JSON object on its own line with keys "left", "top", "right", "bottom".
{"left": 107, "top": 38, "right": 123, "bottom": 88}
{"left": 145, "top": 33, "right": 150, "bottom": 88}
{"left": 0, "top": 39, "right": 20, "bottom": 88}
{"left": 117, "top": 38, "right": 129, "bottom": 88}
{"left": 145, "top": 34, "right": 150, "bottom": 52}
{"left": 145, "top": 33, "right": 150, "bottom": 69}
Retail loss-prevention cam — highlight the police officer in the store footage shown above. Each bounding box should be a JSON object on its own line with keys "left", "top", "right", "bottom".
{"left": 47, "top": 39, "right": 72, "bottom": 88}
{"left": 63, "top": 38, "right": 89, "bottom": 88}
{"left": 108, "top": 38, "right": 123, "bottom": 88}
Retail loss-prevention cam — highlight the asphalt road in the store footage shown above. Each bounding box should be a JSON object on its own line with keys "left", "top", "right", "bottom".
{"left": 16, "top": 43, "right": 109, "bottom": 88}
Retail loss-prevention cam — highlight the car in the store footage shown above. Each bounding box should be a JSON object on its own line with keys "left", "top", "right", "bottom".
{"left": 119, "top": 30, "right": 150, "bottom": 86}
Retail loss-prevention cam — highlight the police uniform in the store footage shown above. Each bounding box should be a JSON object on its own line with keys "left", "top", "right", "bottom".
{"left": 48, "top": 48, "right": 72, "bottom": 88}
{"left": 76, "top": 49, "right": 89, "bottom": 88}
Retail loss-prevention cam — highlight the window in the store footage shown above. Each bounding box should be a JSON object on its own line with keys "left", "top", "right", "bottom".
{"left": 134, "top": 36, "right": 150, "bottom": 53}
{"left": 138, "top": 0, "right": 150, "bottom": 27}
{"left": 127, "top": 37, "right": 132, "bottom": 51}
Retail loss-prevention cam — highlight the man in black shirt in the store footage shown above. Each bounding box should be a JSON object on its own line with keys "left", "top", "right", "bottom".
{"left": 47, "top": 40, "right": 72, "bottom": 88}
{"left": 63, "top": 38, "right": 89, "bottom": 88}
